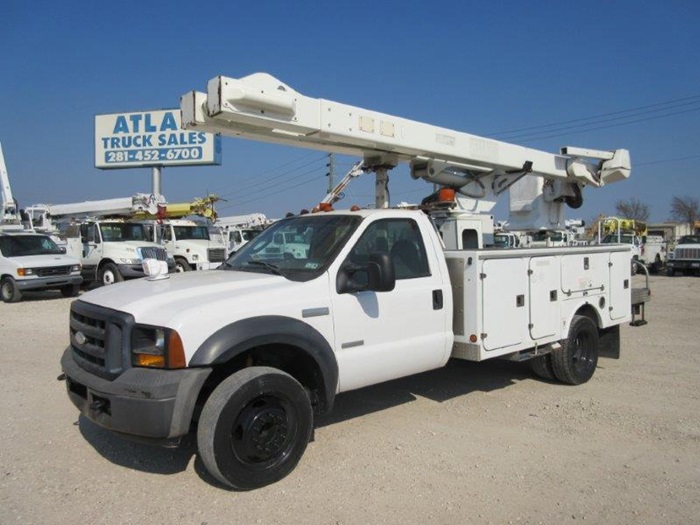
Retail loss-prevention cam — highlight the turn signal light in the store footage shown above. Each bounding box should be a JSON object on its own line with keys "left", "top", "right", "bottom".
{"left": 136, "top": 354, "right": 165, "bottom": 367}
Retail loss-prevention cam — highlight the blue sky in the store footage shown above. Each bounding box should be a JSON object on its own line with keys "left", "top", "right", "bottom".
{"left": 1, "top": 1, "right": 698, "bottom": 224}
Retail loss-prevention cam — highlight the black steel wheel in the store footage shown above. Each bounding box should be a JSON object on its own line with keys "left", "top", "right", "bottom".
{"left": 552, "top": 315, "right": 599, "bottom": 385}
{"left": 1, "top": 277, "right": 22, "bottom": 303}
{"left": 197, "top": 367, "right": 313, "bottom": 490}
{"left": 175, "top": 258, "right": 191, "bottom": 272}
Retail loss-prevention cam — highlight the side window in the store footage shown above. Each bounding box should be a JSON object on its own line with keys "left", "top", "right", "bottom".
{"left": 346, "top": 218, "right": 430, "bottom": 280}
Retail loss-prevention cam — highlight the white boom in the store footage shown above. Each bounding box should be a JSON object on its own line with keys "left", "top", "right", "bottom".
{"left": 32, "top": 193, "right": 163, "bottom": 219}
{"left": 0, "top": 142, "right": 20, "bottom": 225}
{"left": 181, "top": 73, "right": 631, "bottom": 211}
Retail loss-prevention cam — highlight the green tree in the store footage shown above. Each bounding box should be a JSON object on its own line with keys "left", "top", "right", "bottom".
{"left": 614, "top": 198, "right": 650, "bottom": 222}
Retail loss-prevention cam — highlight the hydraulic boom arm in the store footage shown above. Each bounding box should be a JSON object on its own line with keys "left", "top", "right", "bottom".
{"left": 181, "top": 73, "right": 631, "bottom": 211}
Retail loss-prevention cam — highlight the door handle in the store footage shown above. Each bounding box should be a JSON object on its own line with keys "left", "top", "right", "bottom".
{"left": 433, "top": 289, "right": 443, "bottom": 310}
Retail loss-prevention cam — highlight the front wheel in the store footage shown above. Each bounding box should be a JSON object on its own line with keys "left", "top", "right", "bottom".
{"left": 1, "top": 277, "right": 22, "bottom": 303}
{"left": 175, "top": 258, "right": 191, "bottom": 272}
{"left": 551, "top": 315, "right": 599, "bottom": 385}
{"left": 60, "top": 283, "right": 81, "bottom": 298}
{"left": 197, "top": 367, "right": 313, "bottom": 490}
{"left": 98, "top": 262, "right": 124, "bottom": 286}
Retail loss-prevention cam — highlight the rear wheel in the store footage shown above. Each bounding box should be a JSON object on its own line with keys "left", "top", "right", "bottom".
{"left": 1, "top": 277, "right": 22, "bottom": 303}
{"left": 197, "top": 367, "right": 313, "bottom": 490}
{"left": 530, "top": 354, "right": 555, "bottom": 381}
{"left": 98, "top": 263, "right": 123, "bottom": 286}
{"left": 551, "top": 315, "right": 599, "bottom": 385}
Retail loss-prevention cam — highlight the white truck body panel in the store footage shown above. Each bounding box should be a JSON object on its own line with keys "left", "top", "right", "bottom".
{"left": 446, "top": 244, "right": 632, "bottom": 362}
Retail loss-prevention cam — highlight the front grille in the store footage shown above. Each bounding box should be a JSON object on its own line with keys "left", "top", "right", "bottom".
{"left": 35, "top": 265, "right": 72, "bottom": 277}
{"left": 208, "top": 247, "right": 226, "bottom": 262}
{"left": 69, "top": 301, "right": 135, "bottom": 380}
{"left": 137, "top": 246, "right": 168, "bottom": 261}
{"left": 675, "top": 247, "right": 700, "bottom": 260}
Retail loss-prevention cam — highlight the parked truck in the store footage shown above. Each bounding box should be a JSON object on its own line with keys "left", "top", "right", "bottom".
{"left": 61, "top": 72, "right": 642, "bottom": 490}
{"left": 26, "top": 196, "right": 174, "bottom": 285}
{"left": 666, "top": 234, "right": 700, "bottom": 276}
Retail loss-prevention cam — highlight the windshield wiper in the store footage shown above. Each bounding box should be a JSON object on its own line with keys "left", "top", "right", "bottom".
{"left": 245, "top": 260, "right": 284, "bottom": 275}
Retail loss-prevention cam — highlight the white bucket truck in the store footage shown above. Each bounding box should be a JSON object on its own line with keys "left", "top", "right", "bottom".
{"left": 61, "top": 72, "right": 644, "bottom": 490}
{"left": 26, "top": 195, "right": 174, "bottom": 285}
{"left": 151, "top": 218, "right": 227, "bottom": 272}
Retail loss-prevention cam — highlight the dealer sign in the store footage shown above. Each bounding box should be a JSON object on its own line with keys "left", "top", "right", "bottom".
{"left": 95, "top": 109, "right": 221, "bottom": 169}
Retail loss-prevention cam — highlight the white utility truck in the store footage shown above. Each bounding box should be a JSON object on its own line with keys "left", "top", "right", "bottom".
{"left": 0, "top": 230, "right": 82, "bottom": 302}
{"left": 151, "top": 218, "right": 227, "bottom": 272}
{"left": 26, "top": 196, "right": 174, "bottom": 285}
{"left": 215, "top": 213, "right": 268, "bottom": 255}
{"left": 667, "top": 234, "right": 700, "bottom": 276}
{"left": 61, "top": 72, "right": 642, "bottom": 490}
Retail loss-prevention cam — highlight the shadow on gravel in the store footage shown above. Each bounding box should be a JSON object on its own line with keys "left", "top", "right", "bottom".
{"left": 78, "top": 417, "right": 196, "bottom": 475}
{"left": 77, "top": 357, "right": 532, "bottom": 487}
{"left": 316, "top": 358, "right": 531, "bottom": 428}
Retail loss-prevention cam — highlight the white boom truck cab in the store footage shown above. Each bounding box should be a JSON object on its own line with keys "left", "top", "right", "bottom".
{"left": 61, "top": 71, "right": 642, "bottom": 490}
{"left": 152, "top": 219, "right": 226, "bottom": 272}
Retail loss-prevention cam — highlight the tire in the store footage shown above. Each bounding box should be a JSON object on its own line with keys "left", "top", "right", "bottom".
{"left": 551, "top": 315, "right": 599, "bottom": 385}
{"left": 98, "top": 262, "right": 124, "bottom": 286}
{"left": 530, "top": 354, "right": 555, "bottom": 381}
{"left": 175, "top": 258, "right": 191, "bottom": 272}
{"left": 197, "top": 367, "right": 313, "bottom": 490}
{"left": 1, "top": 277, "right": 22, "bottom": 303}
{"left": 60, "top": 283, "right": 81, "bottom": 298}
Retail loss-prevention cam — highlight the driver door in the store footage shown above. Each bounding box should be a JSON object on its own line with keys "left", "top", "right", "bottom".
{"left": 330, "top": 217, "right": 451, "bottom": 392}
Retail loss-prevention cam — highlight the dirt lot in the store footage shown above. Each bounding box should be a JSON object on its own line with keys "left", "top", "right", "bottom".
{"left": 1, "top": 274, "right": 698, "bottom": 524}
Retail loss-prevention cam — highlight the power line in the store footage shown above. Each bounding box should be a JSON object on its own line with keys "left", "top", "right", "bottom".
{"left": 488, "top": 94, "right": 700, "bottom": 138}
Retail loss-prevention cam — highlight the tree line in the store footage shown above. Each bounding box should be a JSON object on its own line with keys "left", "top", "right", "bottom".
{"left": 612, "top": 196, "right": 699, "bottom": 227}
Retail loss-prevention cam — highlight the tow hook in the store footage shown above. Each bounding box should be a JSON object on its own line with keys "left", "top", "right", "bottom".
{"left": 57, "top": 373, "right": 66, "bottom": 381}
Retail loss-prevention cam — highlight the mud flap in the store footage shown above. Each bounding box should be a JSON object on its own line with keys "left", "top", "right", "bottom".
{"left": 599, "top": 325, "right": 620, "bottom": 359}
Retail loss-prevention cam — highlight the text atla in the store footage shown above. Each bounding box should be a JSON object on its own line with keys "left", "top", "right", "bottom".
{"left": 101, "top": 131, "right": 207, "bottom": 149}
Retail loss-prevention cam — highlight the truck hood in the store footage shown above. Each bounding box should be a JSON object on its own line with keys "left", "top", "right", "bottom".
{"left": 9, "top": 254, "right": 80, "bottom": 267}
{"left": 80, "top": 269, "right": 299, "bottom": 322}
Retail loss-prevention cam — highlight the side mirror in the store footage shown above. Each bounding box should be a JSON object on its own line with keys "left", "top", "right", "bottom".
{"left": 337, "top": 252, "right": 395, "bottom": 294}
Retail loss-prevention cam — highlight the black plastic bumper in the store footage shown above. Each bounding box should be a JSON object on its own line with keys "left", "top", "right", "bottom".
{"left": 668, "top": 260, "right": 700, "bottom": 270}
{"left": 61, "top": 347, "right": 211, "bottom": 440}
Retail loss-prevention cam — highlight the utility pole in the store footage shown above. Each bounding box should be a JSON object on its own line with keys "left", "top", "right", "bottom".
{"left": 326, "top": 153, "right": 334, "bottom": 194}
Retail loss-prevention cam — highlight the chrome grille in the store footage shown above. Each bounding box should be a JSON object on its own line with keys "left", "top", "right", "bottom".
{"left": 208, "top": 247, "right": 226, "bottom": 262}
{"left": 675, "top": 247, "right": 700, "bottom": 260}
{"left": 35, "top": 265, "right": 72, "bottom": 277}
{"left": 137, "top": 246, "right": 168, "bottom": 261}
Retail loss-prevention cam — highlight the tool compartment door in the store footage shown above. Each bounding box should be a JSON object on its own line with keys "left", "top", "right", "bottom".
{"left": 609, "top": 250, "right": 631, "bottom": 320}
{"left": 528, "top": 256, "right": 559, "bottom": 340}
{"left": 481, "top": 258, "right": 528, "bottom": 351}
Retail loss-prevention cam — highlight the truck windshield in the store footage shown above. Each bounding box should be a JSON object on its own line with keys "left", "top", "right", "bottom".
{"left": 222, "top": 214, "right": 362, "bottom": 281}
{"left": 678, "top": 235, "right": 700, "bottom": 244}
{"left": 173, "top": 226, "right": 210, "bottom": 240}
{"left": 0, "top": 235, "right": 63, "bottom": 257}
{"left": 101, "top": 223, "right": 148, "bottom": 242}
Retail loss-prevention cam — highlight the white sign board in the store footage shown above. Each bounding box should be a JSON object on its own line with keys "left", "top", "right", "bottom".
{"left": 95, "top": 109, "right": 221, "bottom": 169}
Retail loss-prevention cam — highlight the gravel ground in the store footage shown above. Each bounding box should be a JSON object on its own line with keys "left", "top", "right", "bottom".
{"left": 1, "top": 275, "right": 698, "bottom": 524}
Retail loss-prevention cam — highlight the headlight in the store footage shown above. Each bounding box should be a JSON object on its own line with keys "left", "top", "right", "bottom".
{"left": 70, "top": 264, "right": 81, "bottom": 272}
{"left": 120, "top": 258, "right": 140, "bottom": 264}
{"left": 17, "top": 268, "right": 35, "bottom": 276}
{"left": 131, "top": 325, "right": 186, "bottom": 369}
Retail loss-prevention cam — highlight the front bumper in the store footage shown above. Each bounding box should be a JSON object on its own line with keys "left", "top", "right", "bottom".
{"left": 16, "top": 274, "right": 82, "bottom": 291}
{"left": 117, "top": 261, "right": 177, "bottom": 278}
{"left": 61, "top": 347, "right": 211, "bottom": 440}
{"left": 667, "top": 260, "right": 700, "bottom": 270}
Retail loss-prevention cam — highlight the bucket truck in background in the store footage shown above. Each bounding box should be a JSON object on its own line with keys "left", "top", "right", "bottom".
{"left": 0, "top": 143, "right": 21, "bottom": 228}
{"left": 214, "top": 213, "right": 268, "bottom": 254}
{"left": 25, "top": 194, "right": 174, "bottom": 285}
{"left": 61, "top": 71, "right": 646, "bottom": 491}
